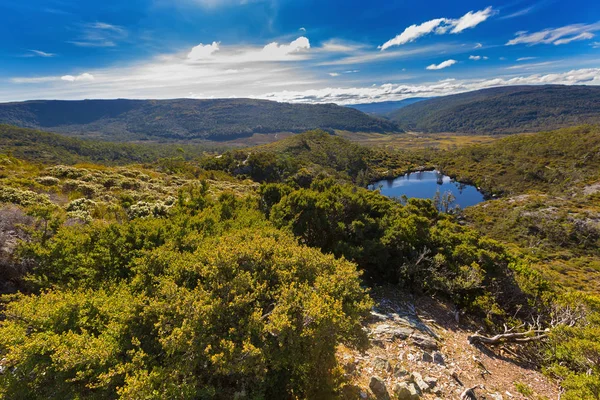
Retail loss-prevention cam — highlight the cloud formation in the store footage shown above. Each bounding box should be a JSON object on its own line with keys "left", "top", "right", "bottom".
{"left": 261, "top": 37, "right": 310, "bottom": 58}
{"left": 380, "top": 7, "right": 495, "bottom": 50}
{"left": 187, "top": 42, "right": 220, "bottom": 60}
{"left": 469, "top": 55, "right": 488, "bottom": 60}
{"left": 258, "top": 68, "right": 600, "bottom": 105}
{"left": 61, "top": 73, "right": 95, "bottom": 82}
{"left": 507, "top": 22, "right": 600, "bottom": 46}
{"left": 426, "top": 59, "right": 457, "bottom": 70}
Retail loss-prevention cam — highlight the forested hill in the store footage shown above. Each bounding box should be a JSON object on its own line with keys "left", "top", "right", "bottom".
{"left": 0, "top": 98, "right": 401, "bottom": 141}
{"left": 389, "top": 85, "right": 600, "bottom": 134}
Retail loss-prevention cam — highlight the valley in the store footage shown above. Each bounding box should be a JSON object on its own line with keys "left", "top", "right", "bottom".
{"left": 0, "top": 87, "right": 599, "bottom": 399}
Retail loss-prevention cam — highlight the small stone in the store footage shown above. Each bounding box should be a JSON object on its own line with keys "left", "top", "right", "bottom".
{"left": 490, "top": 393, "right": 503, "bottom": 400}
{"left": 369, "top": 376, "right": 390, "bottom": 400}
{"left": 422, "top": 352, "right": 433, "bottom": 363}
{"left": 373, "top": 357, "right": 391, "bottom": 372}
{"left": 360, "top": 390, "right": 368, "bottom": 399}
{"left": 393, "top": 366, "right": 409, "bottom": 378}
{"left": 407, "top": 382, "right": 421, "bottom": 399}
{"left": 394, "top": 382, "right": 412, "bottom": 400}
{"left": 411, "top": 372, "right": 430, "bottom": 393}
{"left": 424, "top": 376, "right": 437, "bottom": 388}
{"left": 433, "top": 352, "right": 445, "bottom": 365}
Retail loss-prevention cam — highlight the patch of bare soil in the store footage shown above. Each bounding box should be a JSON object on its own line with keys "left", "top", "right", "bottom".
{"left": 338, "top": 287, "right": 560, "bottom": 399}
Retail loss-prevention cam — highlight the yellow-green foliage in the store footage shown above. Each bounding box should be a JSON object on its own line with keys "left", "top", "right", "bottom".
{"left": 0, "top": 194, "right": 372, "bottom": 399}
{"left": 437, "top": 125, "right": 600, "bottom": 196}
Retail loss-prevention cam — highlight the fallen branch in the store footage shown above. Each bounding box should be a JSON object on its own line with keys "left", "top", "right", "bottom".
{"left": 468, "top": 329, "right": 548, "bottom": 345}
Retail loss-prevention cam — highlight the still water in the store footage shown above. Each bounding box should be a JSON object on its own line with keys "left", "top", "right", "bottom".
{"left": 369, "top": 170, "right": 485, "bottom": 209}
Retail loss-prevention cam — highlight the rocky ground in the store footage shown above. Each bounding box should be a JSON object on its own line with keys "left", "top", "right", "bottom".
{"left": 338, "top": 288, "right": 560, "bottom": 400}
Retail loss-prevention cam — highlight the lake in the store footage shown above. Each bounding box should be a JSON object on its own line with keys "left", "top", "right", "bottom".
{"left": 369, "top": 170, "right": 485, "bottom": 209}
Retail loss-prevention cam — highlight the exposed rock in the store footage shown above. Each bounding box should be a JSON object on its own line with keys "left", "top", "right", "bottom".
{"left": 433, "top": 351, "right": 445, "bottom": 365}
{"left": 372, "top": 324, "right": 414, "bottom": 340}
{"left": 411, "top": 372, "right": 430, "bottom": 393}
{"left": 394, "top": 365, "right": 409, "bottom": 379}
{"left": 424, "top": 376, "right": 438, "bottom": 389}
{"left": 407, "top": 382, "right": 422, "bottom": 399}
{"left": 411, "top": 333, "right": 438, "bottom": 350}
{"left": 373, "top": 357, "right": 391, "bottom": 372}
{"left": 369, "top": 376, "right": 390, "bottom": 400}
{"left": 422, "top": 352, "right": 433, "bottom": 363}
{"left": 394, "top": 382, "right": 413, "bottom": 400}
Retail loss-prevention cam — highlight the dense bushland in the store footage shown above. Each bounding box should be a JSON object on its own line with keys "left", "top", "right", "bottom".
{"left": 0, "top": 99, "right": 401, "bottom": 141}
{"left": 0, "top": 126, "right": 599, "bottom": 398}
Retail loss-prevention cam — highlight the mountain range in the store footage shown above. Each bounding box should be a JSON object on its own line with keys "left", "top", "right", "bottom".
{"left": 0, "top": 98, "right": 401, "bottom": 142}
{"left": 389, "top": 85, "right": 600, "bottom": 134}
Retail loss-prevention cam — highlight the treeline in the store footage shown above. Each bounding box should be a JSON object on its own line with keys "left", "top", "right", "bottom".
{"left": 0, "top": 124, "right": 226, "bottom": 165}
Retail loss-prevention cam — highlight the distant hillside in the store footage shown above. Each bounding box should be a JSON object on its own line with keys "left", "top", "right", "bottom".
{"left": 390, "top": 85, "right": 600, "bottom": 134}
{"left": 0, "top": 98, "right": 401, "bottom": 142}
{"left": 346, "top": 98, "right": 429, "bottom": 115}
{"left": 437, "top": 124, "right": 600, "bottom": 195}
{"left": 0, "top": 124, "right": 221, "bottom": 165}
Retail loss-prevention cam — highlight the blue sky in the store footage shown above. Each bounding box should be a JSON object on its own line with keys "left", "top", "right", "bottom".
{"left": 1, "top": 0, "right": 600, "bottom": 103}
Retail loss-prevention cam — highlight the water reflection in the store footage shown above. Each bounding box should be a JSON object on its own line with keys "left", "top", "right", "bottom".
{"left": 369, "top": 170, "right": 485, "bottom": 209}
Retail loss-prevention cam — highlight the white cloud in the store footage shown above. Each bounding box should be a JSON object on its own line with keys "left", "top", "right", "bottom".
{"left": 450, "top": 7, "right": 496, "bottom": 33}
{"left": 329, "top": 72, "right": 340, "bottom": 77}
{"left": 380, "top": 7, "right": 495, "bottom": 50}
{"left": 554, "top": 32, "right": 595, "bottom": 45}
{"left": 183, "top": 37, "right": 312, "bottom": 64}
{"left": 469, "top": 55, "right": 488, "bottom": 60}
{"left": 593, "top": 42, "right": 600, "bottom": 48}
{"left": 261, "top": 36, "right": 310, "bottom": 58}
{"left": 61, "top": 73, "right": 95, "bottom": 82}
{"left": 507, "top": 22, "right": 600, "bottom": 46}
{"left": 426, "top": 59, "right": 457, "bottom": 70}
{"left": 258, "top": 68, "right": 600, "bottom": 105}
{"left": 517, "top": 57, "right": 537, "bottom": 61}
{"left": 187, "top": 42, "right": 220, "bottom": 60}
{"left": 299, "top": 27, "right": 306, "bottom": 32}
{"left": 29, "top": 50, "right": 56, "bottom": 57}
{"left": 474, "top": 43, "right": 483, "bottom": 48}
{"left": 379, "top": 18, "right": 447, "bottom": 49}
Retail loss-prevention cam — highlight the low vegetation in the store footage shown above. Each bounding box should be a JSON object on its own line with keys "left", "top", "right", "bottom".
{"left": 0, "top": 125, "right": 598, "bottom": 398}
